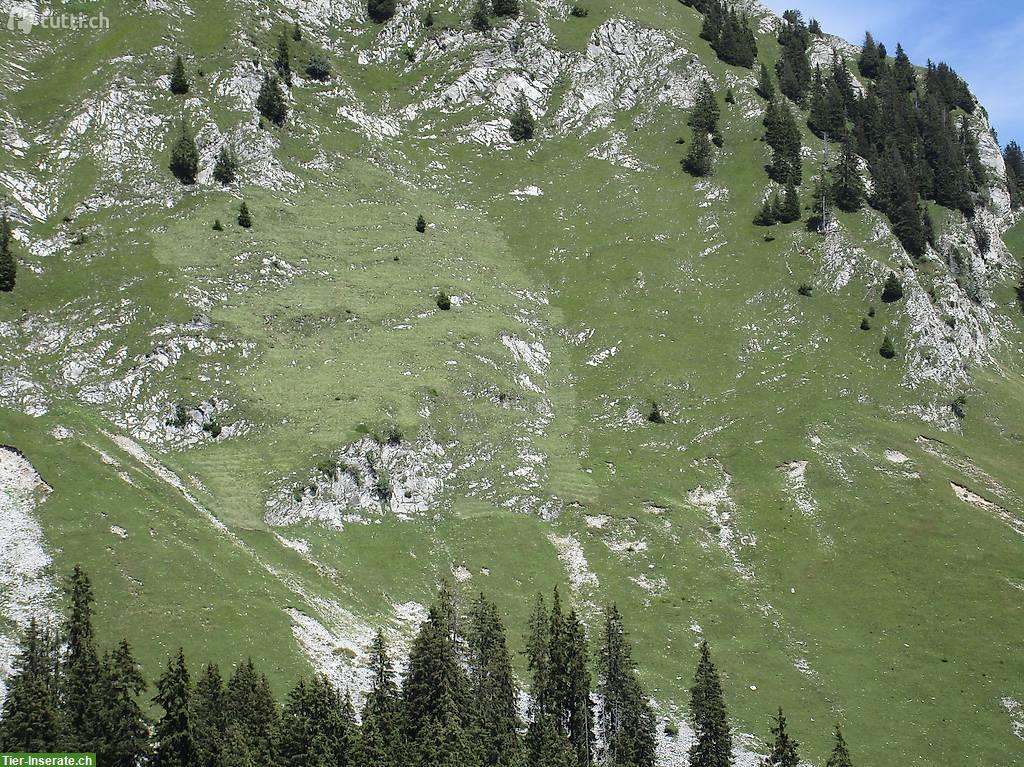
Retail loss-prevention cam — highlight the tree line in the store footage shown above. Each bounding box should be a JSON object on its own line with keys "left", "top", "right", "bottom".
{"left": 0, "top": 567, "right": 861, "bottom": 767}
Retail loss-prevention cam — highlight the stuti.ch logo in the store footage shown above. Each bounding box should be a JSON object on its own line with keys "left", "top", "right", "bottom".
{"left": 6, "top": 7, "right": 110, "bottom": 33}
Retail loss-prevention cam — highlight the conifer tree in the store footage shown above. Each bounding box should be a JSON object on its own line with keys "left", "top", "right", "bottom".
{"left": 292, "top": 21, "right": 302, "bottom": 41}
{"left": 170, "top": 54, "right": 190, "bottom": 95}
{"left": 0, "top": 214, "right": 16, "bottom": 292}
{"left": 213, "top": 144, "right": 239, "bottom": 185}
{"left": 97, "top": 640, "right": 150, "bottom": 767}
{"left": 892, "top": 43, "right": 917, "bottom": 92}
{"left": 688, "top": 641, "right": 732, "bottom": 767}
{"left": 1003, "top": 141, "right": 1024, "bottom": 209}
{"left": 416, "top": 214, "right": 427, "bottom": 233}
{"left": 153, "top": 649, "right": 196, "bottom": 767}
{"left": 62, "top": 565, "right": 103, "bottom": 751}
{"left": 0, "top": 619, "right": 63, "bottom": 751}
{"left": 764, "top": 100, "right": 802, "bottom": 186}
{"left": 358, "top": 630, "right": 404, "bottom": 767}
{"left": 756, "top": 63, "right": 775, "bottom": 101}
{"left": 881, "top": 272, "right": 904, "bottom": 303}
{"left": 306, "top": 53, "right": 332, "bottom": 82}
{"left": 689, "top": 80, "right": 722, "bottom": 147}
{"left": 858, "top": 32, "right": 882, "bottom": 80}
{"left": 169, "top": 120, "right": 199, "bottom": 184}
{"left": 684, "top": 130, "right": 714, "bottom": 177}
{"left": 763, "top": 708, "right": 799, "bottom": 767}
{"left": 879, "top": 335, "right": 896, "bottom": 359}
{"left": 238, "top": 202, "right": 253, "bottom": 228}
{"left": 753, "top": 196, "right": 777, "bottom": 226}
{"left": 471, "top": 0, "right": 492, "bottom": 32}
{"left": 777, "top": 183, "right": 800, "bottom": 224}
{"left": 279, "top": 676, "right": 356, "bottom": 766}
{"left": 193, "top": 663, "right": 228, "bottom": 767}
{"left": 510, "top": 91, "right": 535, "bottom": 141}
{"left": 226, "top": 659, "right": 279, "bottom": 764}
{"left": 256, "top": 73, "right": 288, "bottom": 126}
{"left": 825, "top": 725, "right": 854, "bottom": 767}
{"left": 776, "top": 11, "right": 812, "bottom": 103}
{"left": 492, "top": 0, "right": 520, "bottom": 18}
{"left": 595, "top": 606, "right": 656, "bottom": 767}
{"left": 467, "top": 594, "right": 522, "bottom": 767}
{"left": 275, "top": 30, "right": 292, "bottom": 85}
{"left": 368, "top": 0, "right": 397, "bottom": 23}
{"left": 832, "top": 136, "right": 866, "bottom": 212}
{"left": 545, "top": 590, "right": 593, "bottom": 767}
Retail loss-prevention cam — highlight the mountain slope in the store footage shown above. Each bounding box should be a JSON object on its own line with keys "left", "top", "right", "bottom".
{"left": 1, "top": 0, "right": 1023, "bottom": 763}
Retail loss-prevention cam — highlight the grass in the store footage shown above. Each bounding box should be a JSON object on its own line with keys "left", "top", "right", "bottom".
{"left": 1, "top": 0, "right": 1022, "bottom": 763}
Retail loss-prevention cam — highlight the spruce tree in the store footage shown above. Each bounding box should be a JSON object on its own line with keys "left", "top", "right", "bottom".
{"left": 545, "top": 590, "right": 593, "bottom": 767}
{"left": 368, "top": 0, "right": 397, "bottom": 23}
{"left": 238, "top": 202, "right": 253, "bottom": 228}
{"left": 775, "top": 11, "right": 812, "bottom": 103}
{"left": 170, "top": 54, "right": 189, "bottom": 95}
{"left": 212, "top": 144, "right": 239, "bottom": 185}
{"left": 510, "top": 91, "right": 536, "bottom": 142}
{"left": 256, "top": 73, "right": 288, "bottom": 126}
{"left": 169, "top": 120, "right": 199, "bottom": 184}
{"left": 279, "top": 676, "right": 356, "bottom": 766}
{"left": 879, "top": 335, "right": 896, "bottom": 359}
{"left": 492, "top": 0, "right": 520, "bottom": 18}
{"left": 596, "top": 605, "right": 656, "bottom": 767}
{"left": 0, "top": 213, "right": 16, "bottom": 292}
{"left": 153, "top": 649, "right": 196, "bottom": 767}
{"left": 764, "top": 708, "right": 799, "bottom": 767}
{"left": 858, "top": 32, "right": 882, "bottom": 80}
{"left": 471, "top": 0, "right": 492, "bottom": 32}
{"left": 96, "top": 640, "right": 150, "bottom": 767}
{"left": 881, "top": 272, "right": 904, "bottom": 303}
{"left": 825, "top": 725, "right": 854, "bottom": 767}
{"left": 416, "top": 214, "right": 427, "bottom": 233}
{"left": 275, "top": 30, "right": 292, "bottom": 85}
{"left": 892, "top": 43, "right": 917, "bottom": 92}
{"left": 689, "top": 80, "right": 721, "bottom": 147}
{"left": 1003, "top": 141, "right": 1024, "bottom": 209}
{"left": 62, "top": 565, "right": 103, "bottom": 751}
{"left": 684, "top": 130, "right": 714, "bottom": 177}
{"left": 0, "top": 619, "right": 63, "bottom": 751}
{"left": 753, "top": 197, "right": 777, "bottom": 226}
{"left": 756, "top": 63, "right": 775, "bottom": 100}
{"left": 292, "top": 21, "right": 302, "bottom": 41}
{"left": 193, "top": 663, "right": 228, "bottom": 767}
{"left": 467, "top": 594, "right": 522, "bottom": 767}
{"left": 226, "top": 659, "right": 279, "bottom": 764}
{"left": 358, "top": 630, "right": 404, "bottom": 767}
{"left": 777, "top": 183, "right": 800, "bottom": 224}
{"left": 688, "top": 641, "right": 732, "bottom": 767}
{"left": 832, "top": 136, "right": 866, "bottom": 212}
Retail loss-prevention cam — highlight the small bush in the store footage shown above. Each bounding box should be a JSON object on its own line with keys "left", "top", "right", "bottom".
{"left": 315, "top": 458, "right": 340, "bottom": 478}
{"left": 424, "top": 9, "right": 434, "bottom": 26}
{"left": 664, "top": 721, "right": 679, "bottom": 738}
{"left": 881, "top": 272, "right": 904, "bottom": 303}
{"left": 648, "top": 402, "right": 666, "bottom": 424}
{"left": 306, "top": 53, "right": 332, "bottom": 82}
{"left": 569, "top": 4, "right": 589, "bottom": 16}
{"left": 879, "top": 335, "right": 896, "bottom": 359}
{"left": 860, "top": 317, "right": 871, "bottom": 331}
{"left": 238, "top": 202, "right": 253, "bottom": 229}
{"left": 798, "top": 283, "right": 813, "bottom": 297}
{"left": 951, "top": 394, "right": 967, "bottom": 419}
{"left": 436, "top": 291, "right": 452, "bottom": 311}
{"left": 367, "top": 0, "right": 397, "bottom": 23}
{"left": 212, "top": 219, "right": 224, "bottom": 231}
{"left": 416, "top": 214, "right": 427, "bottom": 233}
{"left": 867, "top": 306, "right": 876, "bottom": 317}
{"left": 166, "top": 403, "right": 189, "bottom": 428}
{"left": 724, "top": 88, "right": 736, "bottom": 104}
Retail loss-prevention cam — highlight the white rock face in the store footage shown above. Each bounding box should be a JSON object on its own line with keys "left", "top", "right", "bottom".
{"left": 266, "top": 436, "right": 451, "bottom": 528}
{"left": 0, "top": 447, "right": 56, "bottom": 702}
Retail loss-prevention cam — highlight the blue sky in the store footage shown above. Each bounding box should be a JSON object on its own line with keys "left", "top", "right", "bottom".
{"left": 761, "top": 0, "right": 1024, "bottom": 146}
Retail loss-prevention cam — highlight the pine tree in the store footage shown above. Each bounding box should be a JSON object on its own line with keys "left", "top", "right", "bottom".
{"left": 0, "top": 213, "right": 16, "bottom": 292}
{"left": 879, "top": 335, "right": 896, "bottom": 359}
{"left": 467, "top": 594, "right": 522, "bottom": 767}
{"left": 170, "top": 54, "right": 189, "bottom": 95}
{"left": 0, "top": 619, "right": 63, "bottom": 751}
{"left": 213, "top": 144, "right": 239, "bottom": 185}
{"left": 416, "top": 214, "right": 427, "bottom": 233}
{"left": 596, "top": 606, "right": 656, "bottom": 767}
{"left": 832, "top": 136, "right": 866, "bottom": 212}
{"left": 753, "top": 197, "right": 777, "bottom": 226}
{"left": 226, "top": 659, "right": 279, "bottom": 764}
{"left": 193, "top": 663, "right": 228, "bottom": 767}
{"left": 881, "top": 272, "right": 904, "bottom": 303}
{"left": 756, "top": 63, "right": 775, "bottom": 100}
{"left": 509, "top": 91, "right": 536, "bottom": 142}
{"left": 153, "top": 649, "right": 196, "bottom": 767}
{"left": 471, "top": 0, "right": 492, "bottom": 32}
{"left": 61, "top": 565, "right": 103, "bottom": 751}
{"left": 368, "top": 0, "right": 397, "bottom": 23}
{"left": 763, "top": 708, "right": 799, "bottom": 767}
{"left": 358, "top": 630, "right": 404, "bottom": 767}
{"left": 275, "top": 30, "right": 292, "bottom": 85}
{"left": 777, "top": 183, "right": 800, "bottom": 224}
{"left": 96, "top": 640, "right": 150, "bottom": 767}
{"left": 684, "top": 130, "right": 714, "bottom": 177}
{"left": 825, "top": 725, "right": 854, "bottom": 767}
{"left": 256, "top": 73, "right": 288, "bottom": 126}
{"left": 238, "top": 202, "right": 253, "bottom": 228}
{"left": 169, "top": 120, "right": 199, "bottom": 184}
{"left": 688, "top": 641, "right": 732, "bottom": 767}
{"left": 492, "top": 0, "right": 520, "bottom": 18}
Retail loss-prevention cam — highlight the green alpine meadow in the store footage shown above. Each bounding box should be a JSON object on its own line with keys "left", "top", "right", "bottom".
{"left": 0, "top": 0, "right": 1022, "bottom": 764}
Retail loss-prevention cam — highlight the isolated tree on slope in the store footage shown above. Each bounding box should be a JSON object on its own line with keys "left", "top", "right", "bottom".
{"left": 256, "top": 74, "right": 288, "bottom": 126}
{"left": 684, "top": 130, "right": 714, "bottom": 177}
{"left": 881, "top": 272, "right": 904, "bottom": 303}
{"left": 509, "top": 91, "right": 535, "bottom": 141}
{"left": 275, "top": 30, "right": 292, "bottom": 85}
{"left": 212, "top": 144, "right": 239, "bottom": 185}
{"left": 0, "top": 214, "right": 16, "bottom": 292}
{"left": 825, "top": 725, "right": 854, "bottom": 767}
{"left": 763, "top": 708, "right": 799, "bottom": 767}
{"left": 688, "top": 640, "right": 732, "bottom": 767}
{"left": 169, "top": 54, "right": 189, "bottom": 95}
{"left": 238, "top": 202, "right": 253, "bottom": 228}
{"left": 169, "top": 120, "right": 199, "bottom": 184}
